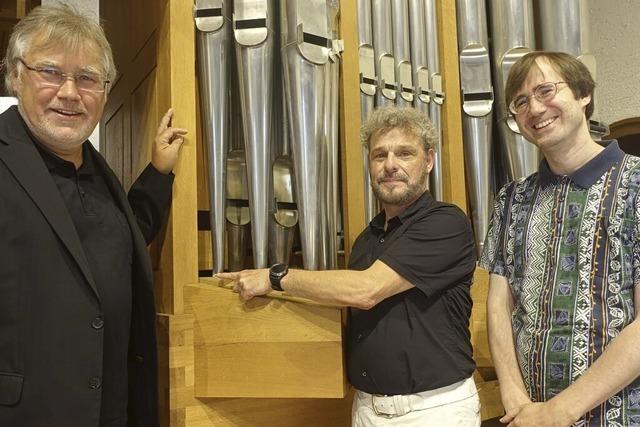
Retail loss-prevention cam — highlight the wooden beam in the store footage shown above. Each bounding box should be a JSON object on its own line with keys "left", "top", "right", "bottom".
{"left": 155, "top": 0, "right": 199, "bottom": 314}
{"left": 437, "top": 0, "right": 468, "bottom": 212}
{"left": 339, "top": 1, "right": 366, "bottom": 259}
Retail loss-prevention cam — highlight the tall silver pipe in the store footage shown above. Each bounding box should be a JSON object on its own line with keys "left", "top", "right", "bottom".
{"left": 391, "top": 0, "right": 413, "bottom": 108}
{"left": 225, "top": 147, "right": 251, "bottom": 272}
{"left": 457, "top": 0, "right": 494, "bottom": 254}
{"left": 538, "top": 0, "right": 592, "bottom": 61}
{"left": 234, "top": 0, "right": 276, "bottom": 268}
{"left": 281, "top": 0, "right": 331, "bottom": 270}
{"left": 489, "top": 0, "right": 538, "bottom": 181}
{"left": 372, "top": 0, "right": 397, "bottom": 106}
{"left": 538, "top": 0, "right": 603, "bottom": 138}
{"left": 321, "top": 1, "right": 341, "bottom": 270}
{"left": 357, "top": 0, "right": 379, "bottom": 224}
{"left": 269, "top": 7, "right": 297, "bottom": 267}
{"left": 226, "top": 54, "right": 251, "bottom": 271}
{"left": 424, "top": 0, "right": 444, "bottom": 200}
{"left": 195, "top": 0, "right": 231, "bottom": 273}
{"left": 408, "top": 0, "right": 430, "bottom": 117}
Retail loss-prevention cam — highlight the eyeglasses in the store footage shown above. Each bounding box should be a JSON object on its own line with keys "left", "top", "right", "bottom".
{"left": 18, "top": 58, "right": 109, "bottom": 93}
{"left": 508, "top": 81, "right": 566, "bottom": 115}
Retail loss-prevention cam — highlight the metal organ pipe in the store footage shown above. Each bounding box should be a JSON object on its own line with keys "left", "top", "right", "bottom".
{"left": 456, "top": 0, "right": 494, "bottom": 254}
{"left": 233, "top": 0, "right": 276, "bottom": 268}
{"left": 372, "top": 0, "right": 397, "bottom": 107}
{"left": 489, "top": 0, "right": 539, "bottom": 181}
{"left": 194, "top": 0, "right": 231, "bottom": 273}
{"left": 357, "top": 0, "right": 380, "bottom": 224}
{"left": 391, "top": 0, "right": 414, "bottom": 108}
{"left": 281, "top": 0, "right": 332, "bottom": 270}
{"left": 408, "top": 0, "right": 430, "bottom": 117}
{"left": 424, "top": 0, "right": 444, "bottom": 201}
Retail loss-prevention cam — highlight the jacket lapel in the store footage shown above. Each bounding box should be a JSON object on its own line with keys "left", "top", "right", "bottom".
{"left": 0, "top": 106, "right": 99, "bottom": 299}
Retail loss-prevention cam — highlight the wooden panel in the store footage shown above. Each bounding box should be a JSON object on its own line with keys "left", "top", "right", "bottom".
{"left": 130, "top": 0, "right": 158, "bottom": 64}
{"left": 338, "top": 0, "right": 365, "bottom": 260}
{"left": 103, "top": 105, "right": 126, "bottom": 184}
{"left": 475, "top": 377, "right": 503, "bottom": 421}
{"left": 131, "top": 68, "right": 157, "bottom": 180}
{"left": 607, "top": 117, "right": 640, "bottom": 140}
{"left": 437, "top": 0, "right": 468, "bottom": 211}
{"left": 155, "top": 0, "right": 199, "bottom": 314}
{"left": 471, "top": 267, "right": 492, "bottom": 368}
{"left": 184, "top": 282, "right": 346, "bottom": 399}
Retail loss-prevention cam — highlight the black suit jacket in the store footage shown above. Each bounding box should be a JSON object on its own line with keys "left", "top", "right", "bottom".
{"left": 0, "top": 106, "right": 171, "bottom": 427}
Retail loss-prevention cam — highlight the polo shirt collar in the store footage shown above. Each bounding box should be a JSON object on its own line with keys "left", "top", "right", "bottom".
{"left": 370, "top": 190, "right": 434, "bottom": 233}
{"left": 538, "top": 140, "right": 624, "bottom": 188}
{"left": 32, "top": 138, "right": 94, "bottom": 177}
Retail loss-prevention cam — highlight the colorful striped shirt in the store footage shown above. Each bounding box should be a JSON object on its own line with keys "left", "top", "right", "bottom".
{"left": 480, "top": 141, "right": 640, "bottom": 426}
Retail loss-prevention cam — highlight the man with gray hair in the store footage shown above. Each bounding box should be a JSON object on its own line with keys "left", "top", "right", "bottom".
{"left": 218, "top": 106, "right": 480, "bottom": 426}
{"left": 0, "top": 5, "right": 186, "bottom": 426}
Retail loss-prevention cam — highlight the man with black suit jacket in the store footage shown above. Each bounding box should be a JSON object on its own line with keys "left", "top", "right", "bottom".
{"left": 0, "top": 5, "right": 186, "bottom": 426}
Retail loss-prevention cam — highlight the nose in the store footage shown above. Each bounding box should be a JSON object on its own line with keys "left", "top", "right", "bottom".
{"left": 383, "top": 153, "right": 398, "bottom": 173}
{"left": 527, "top": 95, "right": 546, "bottom": 115}
{"left": 56, "top": 77, "right": 81, "bottom": 100}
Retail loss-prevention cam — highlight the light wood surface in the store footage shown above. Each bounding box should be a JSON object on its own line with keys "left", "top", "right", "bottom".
{"left": 185, "top": 283, "right": 347, "bottom": 399}
{"left": 338, "top": 0, "right": 366, "bottom": 260}
{"left": 154, "top": 0, "right": 199, "bottom": 314}
{"left": 471, "top": 267, "right": 493, "bottom": 368}
{"left": 438, "top": 0, "right": 468, "bottom": 211}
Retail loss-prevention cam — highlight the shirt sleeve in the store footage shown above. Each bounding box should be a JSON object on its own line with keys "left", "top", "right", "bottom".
{"left": 379, "top": 204, "right": 477, "bottom": 297}
{"left": 128, "top": 163, "right": 174, "bottom": 244}
{"left": 478, "top": 183, "right": 511, "bottom": 277}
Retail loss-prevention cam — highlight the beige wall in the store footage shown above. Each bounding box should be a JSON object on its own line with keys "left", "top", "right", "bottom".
{"left": 590, "top": 0, "right": 640, "bottom": 125}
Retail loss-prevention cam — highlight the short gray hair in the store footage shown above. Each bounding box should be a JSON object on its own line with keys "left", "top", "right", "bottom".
{"left": 360, "top": 106, "right": 437, "bottom": 153}
{"left": 4, "top": 4, "right": 116, "bottom": 95}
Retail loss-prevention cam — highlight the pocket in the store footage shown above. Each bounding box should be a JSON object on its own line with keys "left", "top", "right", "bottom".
{"left": 454, "top": 394, "right": 481, "bottom": 426}
{"left": 0, "top": 372, "right": 23, "bottom": 406}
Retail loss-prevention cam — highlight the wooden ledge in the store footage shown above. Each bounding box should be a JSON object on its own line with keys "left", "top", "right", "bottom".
{"left": 197, "top": 276, "right": 345, "bottom": 309}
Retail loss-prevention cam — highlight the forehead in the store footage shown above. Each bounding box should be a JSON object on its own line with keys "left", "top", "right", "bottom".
{"left": 25, "top": 35, "right": 101, "bottom": 67}
{"left": 370, "top": 127, "right": 420, "bottom": 150}
{"left": 517, "top": 58, "right": 563, "bottom": 93}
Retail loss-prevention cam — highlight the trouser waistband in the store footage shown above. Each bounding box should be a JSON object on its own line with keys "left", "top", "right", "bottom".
{"left": 356, "top": 376, "right": 478, "bottom": 418}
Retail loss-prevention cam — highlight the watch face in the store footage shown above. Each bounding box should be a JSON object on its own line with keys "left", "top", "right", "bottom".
{"left": 271, "top": 263, "right": 287, "bottom": 275}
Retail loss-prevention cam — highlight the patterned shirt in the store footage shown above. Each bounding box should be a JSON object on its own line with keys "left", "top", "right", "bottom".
{"left": 480, "top": 141, "right": 640, "bottom": 426}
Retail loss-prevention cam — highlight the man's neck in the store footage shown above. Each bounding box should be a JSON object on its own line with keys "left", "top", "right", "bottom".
{"left": 382, "top": 194, "right": 422, "bottom": 230}
{"left": 543, "top": 134, "right": 604, "bottom": 176}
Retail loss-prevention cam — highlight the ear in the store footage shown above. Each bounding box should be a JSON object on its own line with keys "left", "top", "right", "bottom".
{"left": 580, "top": 93, "right": 592, "bottom": 109}
{"left": 425, "top": 148, "right": 435, "bottom": 174}
{"left": 7, "top": 68, "right": 21, "bottom": 96}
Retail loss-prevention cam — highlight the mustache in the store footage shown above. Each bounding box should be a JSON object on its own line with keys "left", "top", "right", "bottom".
{"left": 376, "top": 172, "right": 408, "bottom": 183}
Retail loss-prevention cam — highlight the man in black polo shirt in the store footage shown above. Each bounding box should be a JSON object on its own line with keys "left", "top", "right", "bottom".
{"left": 218, "top": 106, "right": 479, "bottom": 426}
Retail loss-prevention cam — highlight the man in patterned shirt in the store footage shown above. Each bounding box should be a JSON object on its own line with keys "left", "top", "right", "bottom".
{"left": 481, "top": 51, "right": 640, "bottom": 426}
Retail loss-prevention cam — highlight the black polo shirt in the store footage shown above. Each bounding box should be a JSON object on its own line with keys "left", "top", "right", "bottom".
{"left": 34, "top": 142, "right": 133, "bottom": 426}
{"left": 347, "top": 191, "right": 477, "bottom": 395}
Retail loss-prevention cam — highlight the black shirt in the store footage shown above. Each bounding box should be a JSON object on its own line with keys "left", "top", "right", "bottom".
{"left": 347, "top": 191, "right": 477, "bottom": 395}
{"left": 35, "top": 142, "right": 133, "bottom": 426}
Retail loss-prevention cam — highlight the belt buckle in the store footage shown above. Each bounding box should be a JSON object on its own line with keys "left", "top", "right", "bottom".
{"left": 371, "top": 394, "right": 396, "bottom": 418}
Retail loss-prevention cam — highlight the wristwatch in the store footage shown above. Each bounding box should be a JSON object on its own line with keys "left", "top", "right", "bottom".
{"left": 269, "top": 263, "right": 289, "bottom": 291}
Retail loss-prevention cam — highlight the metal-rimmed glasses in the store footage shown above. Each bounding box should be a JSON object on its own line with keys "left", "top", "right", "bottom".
{"left": 18, "top": 58, "right": 110, "bottom": 93}
{"left": 508, "top": 81, "right": 567, "bottom": 115}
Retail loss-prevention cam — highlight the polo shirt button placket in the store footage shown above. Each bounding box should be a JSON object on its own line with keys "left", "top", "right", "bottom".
{"left": 362, "top": 371, "right": 367, "bottom": 377}
{"left": 379, "top": 237, "right": 385, "bottom": 243}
